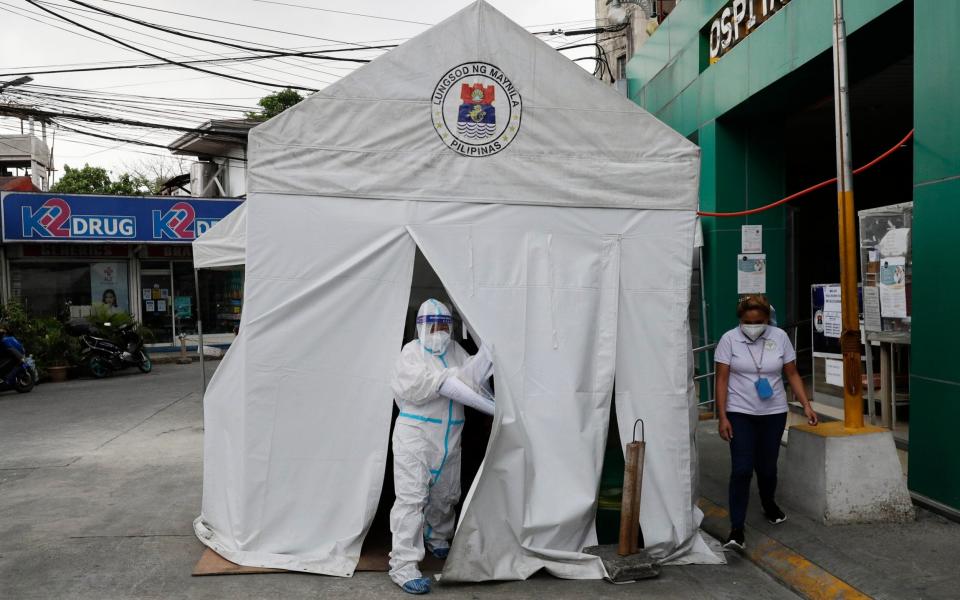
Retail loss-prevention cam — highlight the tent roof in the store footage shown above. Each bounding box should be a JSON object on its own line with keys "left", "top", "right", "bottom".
{"left": 248, "top": 0, "right": 699, "bottom": 211}
{"left": 193, "top": 202, "right": 246, "bottom": 269}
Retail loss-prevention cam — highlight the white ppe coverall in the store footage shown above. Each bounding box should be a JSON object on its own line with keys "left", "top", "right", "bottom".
{"left": 388, "top": 300, "right": 492, "bottom": 587}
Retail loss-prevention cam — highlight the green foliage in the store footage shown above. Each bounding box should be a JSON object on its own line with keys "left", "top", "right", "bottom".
{"left": 0, "top": 302, "right": 78, "bottom": 375}
{"left": 245, "top": 88, "right": 304, "bottom": 121}
{"left": 0, "top": 301, "right": 41, "bottom": 352}
{"left": 33, "top": 317, "right": 80, "bottom": 370}
{"left": 87, "top": 302, "right": 133, "bottom": 330}
{"left": 51, "top": 164, "right": 150, "bottom": 196}
{"left": 84, "top": 303, "right": 154, "bottom": 345}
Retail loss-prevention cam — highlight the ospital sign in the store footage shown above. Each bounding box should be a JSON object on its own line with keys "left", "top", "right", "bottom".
{"left": 707, "top": 0, "right": 791, "bottom": 62}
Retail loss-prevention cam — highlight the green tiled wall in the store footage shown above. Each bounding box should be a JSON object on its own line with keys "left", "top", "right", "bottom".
{"left": 909, "top": 0, "right": 960, "bottom": 508}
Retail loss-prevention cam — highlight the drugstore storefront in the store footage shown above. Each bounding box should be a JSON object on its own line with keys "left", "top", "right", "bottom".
{"left": 0, "top": 192, "right": 244, "bottom": 347}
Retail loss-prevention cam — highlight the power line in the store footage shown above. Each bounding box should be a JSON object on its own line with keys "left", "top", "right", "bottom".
{"left": 24, "top": 0, "right": 319, "bottom": 92}
{"left": 0, "top": 105, "right": 249, "bottom": 139}
{"left": 97, "top": 0, "right": 400, "bottom": 51}
{"left": 0, "top": 55, "right": 302, "bottom": 78}
{"left": 248, "top": 0, "right": 433, "bottom": 26}
{"left": 53, "top": 121, "right": 246, "bottom": 160}
{"left": 41, "top": 0, "right": 329, "bottom": 88}
{"left": 9, "top": 0, "right": 276, "bottom": 92}
{"left": 64, "top": 0, "right": 374, "bottom": 64}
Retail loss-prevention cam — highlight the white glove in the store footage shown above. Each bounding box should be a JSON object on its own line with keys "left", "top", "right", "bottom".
{"left": 439, "top": 375, "right": 495, "bottom": 416}
{"left": 457, "top": 343, "right": 494, "bottom": 390}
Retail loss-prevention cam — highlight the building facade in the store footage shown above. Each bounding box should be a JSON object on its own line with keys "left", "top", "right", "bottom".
{"left": 0, "top": 192, "right": 243, "bottom": 348}
{"left": 626, "top": 0, "right": 958, "bottom": 514}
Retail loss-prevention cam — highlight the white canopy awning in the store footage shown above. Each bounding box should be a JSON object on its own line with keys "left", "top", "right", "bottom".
{"left": 192, "top": 202, "right": 246, "bottom": 269}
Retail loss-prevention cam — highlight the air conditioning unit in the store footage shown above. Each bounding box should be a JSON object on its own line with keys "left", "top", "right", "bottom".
{"left": 190, "top": 161, "right": 220, "bottom": 197}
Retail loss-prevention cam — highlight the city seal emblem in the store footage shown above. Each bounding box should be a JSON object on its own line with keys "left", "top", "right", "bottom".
{"left": 431, "top": 62, "right": 522, "bottom": 157}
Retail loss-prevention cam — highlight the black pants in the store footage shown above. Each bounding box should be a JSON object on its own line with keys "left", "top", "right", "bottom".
{"left": 727, "top": 411, "right": 787, "bottom": 529}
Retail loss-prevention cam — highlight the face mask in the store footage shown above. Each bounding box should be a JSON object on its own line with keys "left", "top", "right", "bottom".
{"left": 424, "top": 330, "right": 451, "bottom": 354}
{"left": 740, "top": 323, "right": 767, "bottom": 341}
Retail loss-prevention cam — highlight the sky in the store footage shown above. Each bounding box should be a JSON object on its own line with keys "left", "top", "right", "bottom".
{"left": 0, "top": 0, "right": 602, "bottom": 184}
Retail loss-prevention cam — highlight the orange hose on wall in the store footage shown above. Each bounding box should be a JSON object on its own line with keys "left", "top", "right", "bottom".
{"left": 697, "top": 130, "right": 914, "bottom": 218}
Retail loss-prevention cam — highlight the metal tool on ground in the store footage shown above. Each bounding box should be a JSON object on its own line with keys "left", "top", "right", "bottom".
{"left": 584, "top": 419, "right": 660, "bottom": 583}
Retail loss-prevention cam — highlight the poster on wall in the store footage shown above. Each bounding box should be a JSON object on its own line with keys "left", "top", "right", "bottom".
{"left": 175, "top": 296, "right": 192, "bottom": 319}
{"left": 741, "top": 225, "right": 762, "bottom": 253}
{"left": 825, "top": 358, "right": 844, "bottom": 387}
{"left": 879, "top": 256, "right": 908, "bottom": 318}
{"left": 822, "top": 285, "right": 842, "bottom": 339}
{"left": 145, "top": 300, "right": 155, "bottom": 312}
{"left": 90, "top": 262, "right": 129, "bottom": 312}
{"left": 737, "top": 254, "right": 766, "bottom": 294}
{"left": 863, "top": 287, "right": 882, "bottom": 331}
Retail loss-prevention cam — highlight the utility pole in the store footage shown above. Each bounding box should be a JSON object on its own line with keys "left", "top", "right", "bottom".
{"left": 831, "top": 0, "right": 864, "bottom": 429}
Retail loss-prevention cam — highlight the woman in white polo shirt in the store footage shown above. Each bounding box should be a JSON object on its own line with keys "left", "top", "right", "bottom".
{"left": 714, "top": 295, "right": 818, "bottom": 551}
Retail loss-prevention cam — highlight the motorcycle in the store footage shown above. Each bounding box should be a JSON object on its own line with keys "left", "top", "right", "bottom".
{"left": 0, "top": 337, "right": 36, "bottom": 393}
{"left": 76, "top": 322, "right": 152, "bottom": 378}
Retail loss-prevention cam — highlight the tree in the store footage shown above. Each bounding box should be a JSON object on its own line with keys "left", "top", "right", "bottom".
{"left": 122, "top": 156, "right": 189, "bottom": 195}
{"left": 245, "top": 88, "right": 304, "bottom": 121}
{"left": 51, "top": 164, "right": 150, "bottom": 195}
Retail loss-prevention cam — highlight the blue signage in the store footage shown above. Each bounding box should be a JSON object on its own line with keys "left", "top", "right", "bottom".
{"left": 1, "top": 192, "right": 242, "bottom": 243}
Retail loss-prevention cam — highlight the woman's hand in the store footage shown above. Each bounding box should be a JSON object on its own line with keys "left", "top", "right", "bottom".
{"left": 804, "top": 404, "right": 819, "bottom": 426}
{"left": 718, "top": 417, "right": 733, "bottom": 441}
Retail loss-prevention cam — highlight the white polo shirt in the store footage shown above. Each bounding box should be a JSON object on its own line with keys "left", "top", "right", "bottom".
{"left": 714, "top": 326, "right": 796, "bottom": 416}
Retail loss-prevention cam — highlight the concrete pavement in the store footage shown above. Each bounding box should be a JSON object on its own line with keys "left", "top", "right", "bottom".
{"left": 697, "top": 419, "right": 960, "bottom": 600}
{"left": 0, "top": 363, "right": 799, "bottom": 599}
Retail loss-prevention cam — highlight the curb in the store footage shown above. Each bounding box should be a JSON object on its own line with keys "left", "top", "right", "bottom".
{"left": 698, "top": 497, "right": 872, "bottom": 600}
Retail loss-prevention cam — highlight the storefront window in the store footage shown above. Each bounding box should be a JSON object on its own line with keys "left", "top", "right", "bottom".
{"left": 193, "top": 269, "right": 244, "bottom": 336}
{"left": 10, "top": 262, "right": 128, "bottom": 316}
{"left": 137, "top": 261, "right": 243, "bottom": 343}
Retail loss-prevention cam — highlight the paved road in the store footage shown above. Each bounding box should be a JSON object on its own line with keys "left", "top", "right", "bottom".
{"left": 0, "top": 363, "right": 797, "bottom": 599}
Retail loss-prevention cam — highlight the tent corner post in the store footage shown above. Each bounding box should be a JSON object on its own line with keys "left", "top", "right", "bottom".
{"left": 194, "top": 268, "right": 206, "bottom": 399}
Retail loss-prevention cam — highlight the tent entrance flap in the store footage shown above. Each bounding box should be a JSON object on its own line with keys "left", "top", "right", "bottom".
{"left": 406, "top": 223, "right": 621, "bottom": 581}
{"left": 359, "top": 246, "right": 493, "bottom": 571}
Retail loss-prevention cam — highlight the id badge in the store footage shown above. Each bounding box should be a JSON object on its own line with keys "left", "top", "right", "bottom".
{"left": 755, "top": 377, "right": 774, "bottom": 400}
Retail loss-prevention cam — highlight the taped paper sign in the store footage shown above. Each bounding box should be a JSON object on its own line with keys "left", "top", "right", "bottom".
{"left": 737, "top": 254, "right": 766, "bottom": 294}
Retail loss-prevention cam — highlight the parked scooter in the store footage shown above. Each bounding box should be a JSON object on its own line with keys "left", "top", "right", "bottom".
{"left": 77, "top": 322, "right": 152, "bottom": 378}
{"left": 0, "top": 334, "right": 36, "bottom": 394}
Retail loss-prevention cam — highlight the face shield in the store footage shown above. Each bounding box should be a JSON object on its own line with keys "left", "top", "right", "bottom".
{"left": 416, "top": 299, "right": 453, "bottom": 355}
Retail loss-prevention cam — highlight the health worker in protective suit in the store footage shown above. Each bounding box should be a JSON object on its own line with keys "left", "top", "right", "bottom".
{"left": 388, "top": 299, "right": 495, "bottom": 595}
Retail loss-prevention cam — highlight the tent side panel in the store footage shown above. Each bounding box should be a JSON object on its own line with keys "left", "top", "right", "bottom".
{"left": 195, "top": 328, "right": 249, "bottom": 559}
{"left": 614, "top": 212, "right": 722, "bottom": 564}
{"left": 193, "top": 202, "right": 247, "bottom": 269}
{"left": 197, "top": 194, "right": 417, "bottom": 575}
{"left": 408, "top": 210, "right": 620, "bottom": 581}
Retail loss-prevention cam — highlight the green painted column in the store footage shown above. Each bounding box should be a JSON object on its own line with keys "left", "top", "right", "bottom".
{"left": 908, "top": 0, "right": 960, "bottom": 511}
{"left": 698, "top": 119, "right": 787, "bottom": 342}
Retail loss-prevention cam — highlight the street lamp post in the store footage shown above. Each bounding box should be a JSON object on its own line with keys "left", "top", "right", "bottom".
{"left": 831, "top": 0, "right": 864, "bottom": 430}
{"left": 0, "top": 75, "right": 34, "bottom": 92}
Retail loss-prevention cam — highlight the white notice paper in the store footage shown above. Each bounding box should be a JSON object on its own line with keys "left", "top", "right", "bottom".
{"left": 863, "top": 287, "right": 882, "bottom": 331}
{"left": 822, "top": 285, "right": 842, "bottom": 338}
{"left": 737, "top": 254, "right": 766, "bottom": 294}
{"left": 825, "top": 359, "right": 844, "bottom": 387}
{"left": 879, "top": 256, "right": 908, "bottom": 318}
{"left": 741, "top": 225, "right": 762, "bottom": 254}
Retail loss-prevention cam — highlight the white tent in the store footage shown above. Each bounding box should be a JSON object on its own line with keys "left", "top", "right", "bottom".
{"left": 192, "top": 202, "right": 247, "bottom": 391}
{"left": 195, "top": 0, "right": 720, "bottom": 582}
{"left": 193, "top": 201, "right": 246, "bottom": 269}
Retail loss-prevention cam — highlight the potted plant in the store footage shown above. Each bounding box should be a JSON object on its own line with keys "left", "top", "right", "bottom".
{"left": 35, "top": 318, "right": 78, "bottom": 382}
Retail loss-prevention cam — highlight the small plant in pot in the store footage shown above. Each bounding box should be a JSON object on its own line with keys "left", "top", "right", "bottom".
{"left": 35, "top": 318, "right": 78, "bottom": 382}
